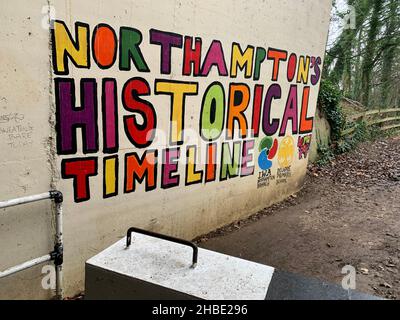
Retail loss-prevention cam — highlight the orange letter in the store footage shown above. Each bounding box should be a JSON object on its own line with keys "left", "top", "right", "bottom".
{"left": 226, "top": 84, "right": 250, "bottom": 139}
{"left": 125, "top": 150, "right": 157, "bottom": 192}
{"left": 267, "top": 48, "right": 287, "bottom": 81}
{"left": 299, "top": 87, "right": 313, "bottom": 133}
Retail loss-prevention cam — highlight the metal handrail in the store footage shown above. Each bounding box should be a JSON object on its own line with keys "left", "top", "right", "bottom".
{"left": 0, "top": 190, "right": 63, "bottom": 300}
{"left": 126, "top": 227, "right": 198, "bottom": 268}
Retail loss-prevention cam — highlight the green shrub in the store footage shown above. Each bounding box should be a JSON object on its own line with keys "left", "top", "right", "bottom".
{"left": 316, "top": 144, "right": 335, "bottom": 166}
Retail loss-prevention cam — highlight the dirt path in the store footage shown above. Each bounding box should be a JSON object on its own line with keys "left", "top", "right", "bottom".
{"left": 195, "top": 136, "right": 400, "bottom": 300}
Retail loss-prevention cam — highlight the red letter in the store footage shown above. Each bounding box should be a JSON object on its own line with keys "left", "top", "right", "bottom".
{"left": 122, "top": 77, "right": 157, "bottom": 148}
{"left": 183, "top": 36, "right": 202, "bottom": 76}
{"left": 61, "top": 158, "right": 97, "bottom": 202}
{"left": 206, "top": 143, "right": 217, "bottom": 183}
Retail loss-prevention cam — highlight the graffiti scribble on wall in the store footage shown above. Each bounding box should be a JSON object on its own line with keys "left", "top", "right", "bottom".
{"left": 51, "top": 20, "right": 321, "bottom": 203}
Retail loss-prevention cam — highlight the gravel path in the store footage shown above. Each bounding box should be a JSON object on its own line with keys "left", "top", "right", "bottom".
{"left": 195, "top": 136, "right": 400, "bottom": 299}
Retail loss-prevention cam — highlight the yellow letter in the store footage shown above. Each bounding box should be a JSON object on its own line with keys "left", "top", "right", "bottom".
{"left": 186, "top": 146, "right": 203, "bottom": 185}
{"left": 297, "top": 56, "right": 310, "bottom": 84}
{"left": 230, "top": 43, "right": 254, "bottom": 78}
{"left": 52, "top": 21, "right": 89, "bottom": 74}
{"left": 104, "top": 156, "right": 117, "bottom": 197}
{"left": 155, "top": 80, "right": 198, "bottom": 144}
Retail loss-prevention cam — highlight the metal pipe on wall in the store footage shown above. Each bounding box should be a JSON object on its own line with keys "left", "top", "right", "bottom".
{"left": 53, "top": 193, "right": 64, "bottom": 299}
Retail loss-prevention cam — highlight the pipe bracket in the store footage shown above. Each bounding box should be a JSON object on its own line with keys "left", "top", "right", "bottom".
{"left": 50, "top": 243, "right": 63, "bottom": 266}
{"left": 50, "top": 190, "right": 63, "bottom": 204}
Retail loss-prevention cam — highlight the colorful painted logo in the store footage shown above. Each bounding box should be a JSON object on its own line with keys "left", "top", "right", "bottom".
{"left": 277, "top": 136, "right": 295, "bottom": 168}
{"left": 298, "top": 134, "right": 312, "bottom": 159}
{"left": 258, "top": 137, "right": 278, "bottom": 170}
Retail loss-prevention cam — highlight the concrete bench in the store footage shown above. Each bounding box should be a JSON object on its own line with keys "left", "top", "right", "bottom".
{"left": 85, "top": 230, "right": 380, "bottom": 300}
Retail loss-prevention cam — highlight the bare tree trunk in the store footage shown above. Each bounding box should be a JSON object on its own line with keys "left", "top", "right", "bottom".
{"left": 361, "top": 0, "right": 384, "bottom": 108}
{"left": 381, "top": 0, "right": 398, "bottom": 107}
{"left": 353, "top": 29, "right": 363, "bottom": 101}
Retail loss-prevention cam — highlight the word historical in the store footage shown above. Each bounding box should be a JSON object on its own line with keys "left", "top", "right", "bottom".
{"left": 52, "top": 20, "right": 321, "bottom": 202}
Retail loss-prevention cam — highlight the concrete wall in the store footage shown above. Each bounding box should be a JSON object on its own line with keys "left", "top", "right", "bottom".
{"left": 309, "top": 105, "right": 332, "bottom": 163}
{"left": 0, "top": 0, "right": 332, "bottom": 299}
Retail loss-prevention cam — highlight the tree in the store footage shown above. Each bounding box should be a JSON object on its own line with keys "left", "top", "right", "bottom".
{"left": 380, "top": 0, "right": 399, "bottom": 107}
{"left": 360, "top": 0, "right": 384, "bottom": 107}
{"left": 324, "top": 0, "right": 400, "bottom": 109}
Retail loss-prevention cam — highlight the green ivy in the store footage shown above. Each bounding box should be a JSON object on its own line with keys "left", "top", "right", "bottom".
{"left": 317, "top": 79, "right": 345, "bottom": 141}
{"left": 336, "top": 138, "right": 352, "bottom": 154}
{"left": 316, "top": 144, "right": 335, "bottom": 166}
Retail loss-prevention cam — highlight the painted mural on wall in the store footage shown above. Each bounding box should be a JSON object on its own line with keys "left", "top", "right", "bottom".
{"left": 51, "top": 20, "right": 321, "bottom": 203}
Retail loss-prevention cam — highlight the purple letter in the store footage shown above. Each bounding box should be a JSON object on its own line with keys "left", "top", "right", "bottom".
{"left": 311, "top": 56, "right": 321, "bottom": 86}
{"left": 161, "top": 148, "right": 180, "bottom": 189}
{"left": 150, "top": 29, "right": 183, "bottom": 74}
{"left": 280, "top": 85, "right": 298, "bottom": 136}
{"left": 262, "top": 84, "right": 281, "bottom": 136}
{"left": 55, "top": 78, "right": 98, "bottom": 154}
